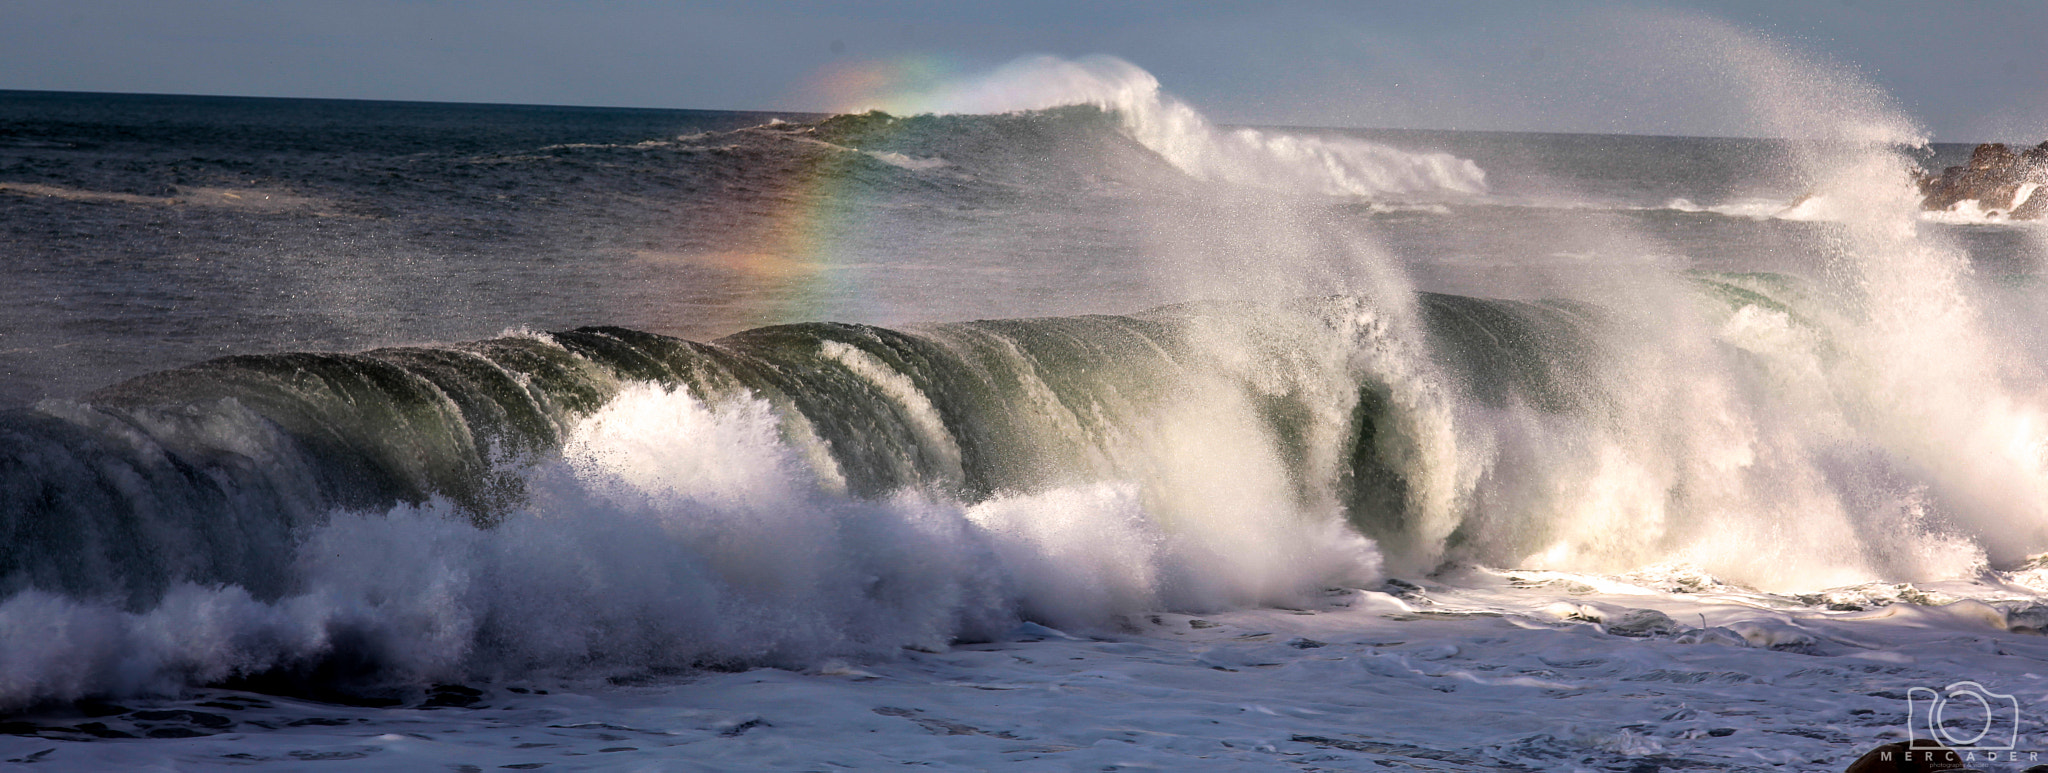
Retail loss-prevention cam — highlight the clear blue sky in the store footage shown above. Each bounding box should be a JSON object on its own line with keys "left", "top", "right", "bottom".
{"left": 5, "top": 0, "right": 2045, "bottom": 141}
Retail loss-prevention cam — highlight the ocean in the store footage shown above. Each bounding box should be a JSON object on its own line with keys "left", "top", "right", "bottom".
{"left": 5, "top": 56, "right": 2048, "bottom": 770}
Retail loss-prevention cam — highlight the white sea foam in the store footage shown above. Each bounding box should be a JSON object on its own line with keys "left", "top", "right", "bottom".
{"left": 876, "top": 55, "right": 1487, "bottom": 197}
{"left": 1678, "top": 195, "right": 1831, "bottom": 220}
{"left": 12, "top": 566, "right": 2048, "bottom": 771}
{"left": 863, "top": 149, "right": 950, "bottom": 170}
{"left": 0, "top": 381, "right": 1387, "bottom": 707}
{"left": 16, "top": 25, "right": 2048, "bottom": 769}
{"left": 1918, "top": 188, "right": 2047, "bottom": 226}
{"left": 852, "top": 50, "right": 2040, "bottom": 594}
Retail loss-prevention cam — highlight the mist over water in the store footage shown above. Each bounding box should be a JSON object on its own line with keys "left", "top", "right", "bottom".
{"left": 4, "top": 20, "right": 2048, "bottom": 712}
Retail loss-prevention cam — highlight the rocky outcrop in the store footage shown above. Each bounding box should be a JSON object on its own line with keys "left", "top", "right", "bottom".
{"left": 1916, "top": 141, "right": 2048, "bottom": 219}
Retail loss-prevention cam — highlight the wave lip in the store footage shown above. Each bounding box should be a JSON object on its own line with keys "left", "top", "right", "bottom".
{"left": 0, "top": 310, "right": 1398, "bottom": 708}
{"left": 4, "top": 272, "right": 2047, "bottom": 707}
{"left": 872, "top": 55, "right": 1488, "bottom": 197}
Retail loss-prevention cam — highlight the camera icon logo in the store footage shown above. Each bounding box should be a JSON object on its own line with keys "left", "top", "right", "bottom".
{"left": 1907, "top": 681, "right": 2019, "bottom": 751}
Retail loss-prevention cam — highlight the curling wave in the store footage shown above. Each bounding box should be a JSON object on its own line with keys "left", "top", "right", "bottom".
{"left": 7, "top": 272, "right": 2047, "bottom": 706}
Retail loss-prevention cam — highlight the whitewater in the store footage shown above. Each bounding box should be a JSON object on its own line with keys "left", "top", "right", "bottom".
{"left": 7, "top": 27, "right": 2048, "bottom": 773}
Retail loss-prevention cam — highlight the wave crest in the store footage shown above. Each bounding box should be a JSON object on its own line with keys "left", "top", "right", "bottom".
{"left": 875, "top": 55, "right": 1487, "bottom": 197}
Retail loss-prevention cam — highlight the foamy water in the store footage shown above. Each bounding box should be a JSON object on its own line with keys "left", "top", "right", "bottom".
{"left": 6, "top": 19, "right": 2048, "bottom": 772}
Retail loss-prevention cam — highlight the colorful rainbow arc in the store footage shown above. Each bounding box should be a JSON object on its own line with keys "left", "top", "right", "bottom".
{"left": 668, "top": 55, "right": 967, "bottom": 334}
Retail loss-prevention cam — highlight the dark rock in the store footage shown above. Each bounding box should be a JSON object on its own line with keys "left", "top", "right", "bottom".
{"left": 286, "top": 717, "right": 358, "bottom": 727}
{"left": 1289, "top": 735, "right": 1493, "bottom": 766}
{"left": 718, "top": 718, "right": 767, "bottom": 737}
{"left": 213, "top": 630, "right": 407, "bottom": 708}
{"left": 289, "top": 750, "right": 372, "bottom": 761}
{"left": 130, "top": 709, "right": 234, "bottom": 729}
{"left": 73, "top": 722, "right": 136, "bottom": 739}
{"left": 871, "top": 707, "right": 1011, "bottom": 739}
{"left": 1919, "top": 141, "right": 2048, "bottom": 218}
{"left": 421, "top": 684, "right": 486, "bottom": 709}
{"left": 1972, "top": 143, "right": 2016, "bottom": 171}
{"left": 1383, "top": 578, "right": 1427, "bottom": 599}
{"left": 72, "top": 699, "right": 130, "bottom": 717}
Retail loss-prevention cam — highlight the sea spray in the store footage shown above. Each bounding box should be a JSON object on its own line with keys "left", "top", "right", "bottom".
{"left": 853, "top": 53, "right": 1949, "bottom": 588}
{"left": 7, "top": 47, "right": 2048, "bottom": 711}
{"left": 1354, "top": 20, "right": 2033, "bottom": 588}
{"left": 0, "top": 310, "right": 1401, "bottom": 707}
{"left": 870, "top": 54, "right": 1487, "bottom": 197}
{"left": 1683, "top": 15, "right": 2048, "bottom": 569}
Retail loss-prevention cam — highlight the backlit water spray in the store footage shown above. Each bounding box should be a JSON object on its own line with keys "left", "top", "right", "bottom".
{"left": 6, "top": 28, "right": 2048, "bottom": 713}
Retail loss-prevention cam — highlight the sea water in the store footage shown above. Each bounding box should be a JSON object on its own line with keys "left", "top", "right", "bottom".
{"left": 5, "top": 47, "right": 2048, "bottom": 771}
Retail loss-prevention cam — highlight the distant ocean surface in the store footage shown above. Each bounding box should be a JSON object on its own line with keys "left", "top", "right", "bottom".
{"left": 1, "top": 87, "right": 2013, "bottom": 405}
{"left": 7, "top": 56, "right": 2048, "bottom": 770}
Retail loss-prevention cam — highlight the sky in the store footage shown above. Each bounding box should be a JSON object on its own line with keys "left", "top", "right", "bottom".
{"left": 4, "top": 0, "right": 2046, "bottom": 141}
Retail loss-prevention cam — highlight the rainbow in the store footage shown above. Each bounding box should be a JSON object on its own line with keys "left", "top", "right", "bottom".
{"left": 645, "top": 55, "right": 972, "bottom": 336}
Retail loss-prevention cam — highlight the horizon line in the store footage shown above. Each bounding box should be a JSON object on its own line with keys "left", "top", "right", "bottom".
{"left": 0, "top": 87, "right": 2018, "bottom": 146}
